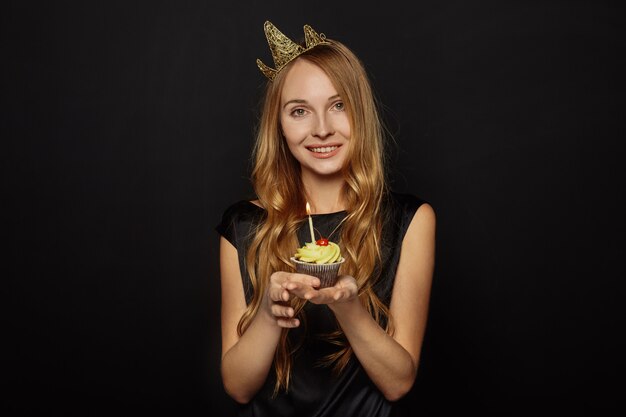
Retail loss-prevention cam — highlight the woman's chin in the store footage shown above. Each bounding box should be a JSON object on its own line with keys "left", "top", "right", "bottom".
{"left": 301, "top": 164, "right": 344, "bottom": 179}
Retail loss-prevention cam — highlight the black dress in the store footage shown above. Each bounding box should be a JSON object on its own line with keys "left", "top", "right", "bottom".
{"left": 216, "top": 192, "right": 426, "bottom": 417}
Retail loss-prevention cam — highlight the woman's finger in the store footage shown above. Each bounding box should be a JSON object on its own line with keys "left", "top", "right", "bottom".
{"left": 283, "top": 273, "right": 320, "bottom": 288}
{"left": 268, "top": 287, "right": 291, "bottom": 302}
{"left": 271, "top": 303, "right": 294, "bottom": 318}
{"left": 281, "top": 282, "right": 314, "bottom": 299}
{"left": 276, "top": 318, "right": 300, "bottom": 328}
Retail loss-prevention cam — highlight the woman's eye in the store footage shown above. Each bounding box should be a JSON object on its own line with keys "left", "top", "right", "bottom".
{"left": 333, "top": 102, "right": 345, "bottom": 111}
{"left": 291, "top": 108, "right": 306, "bottom": 117}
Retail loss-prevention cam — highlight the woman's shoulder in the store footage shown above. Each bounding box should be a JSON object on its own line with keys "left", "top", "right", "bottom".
{"left": 384, "top": 191, "right": 435, "bottom": 237}
{"left": 218, "top": 199, "right": 264, "bottom": 223}
{"left": 386, "top": 191, "right": 432, "bottom": 214}
{"left": 215, "top": 199, "right": 265, "bottom": 242}
{"left": 378, "top": 191, "right": 434, "bottom": 255}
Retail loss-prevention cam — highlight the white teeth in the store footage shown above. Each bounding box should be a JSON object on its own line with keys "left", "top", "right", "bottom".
{"left": 309, "top": 146, "right": 338, "bottom": 153}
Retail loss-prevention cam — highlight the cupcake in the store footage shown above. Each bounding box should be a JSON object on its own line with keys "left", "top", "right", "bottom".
{"left": 291, "top": 238, "right": 345, "bottom": 288}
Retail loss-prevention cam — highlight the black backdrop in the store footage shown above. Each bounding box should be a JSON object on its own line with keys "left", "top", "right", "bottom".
{"left": 4, "top": 1, "right": 623, "bottom": 415}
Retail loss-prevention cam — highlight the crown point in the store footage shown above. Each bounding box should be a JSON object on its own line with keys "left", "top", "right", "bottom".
{"left": 257, "top": 21, "right": 330, "bottom": 81}
{"left": 256, "top": 58, "right": 277, "bottom": 81}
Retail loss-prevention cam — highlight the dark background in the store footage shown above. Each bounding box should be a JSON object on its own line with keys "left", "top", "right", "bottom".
{"left": 4, "top": 0, "right": 623, "bottom": 415}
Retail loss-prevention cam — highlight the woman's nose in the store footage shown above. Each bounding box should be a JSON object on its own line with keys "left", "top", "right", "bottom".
{"left": 312, "top": 114, "right": 335, "bottom": 139}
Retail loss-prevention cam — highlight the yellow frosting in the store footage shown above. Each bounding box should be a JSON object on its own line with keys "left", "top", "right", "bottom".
{"left": 294, "top": 241, "right": 342, "bottom": 264}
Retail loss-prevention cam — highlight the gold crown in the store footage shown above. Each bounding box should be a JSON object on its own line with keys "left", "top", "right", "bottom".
{"left": 256, "top": 21, "right": 330, "bottom": 81}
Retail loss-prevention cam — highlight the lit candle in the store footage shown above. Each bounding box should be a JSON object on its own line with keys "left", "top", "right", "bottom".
{"left": 305, "top": 202, "right": 315, "bottom": 243}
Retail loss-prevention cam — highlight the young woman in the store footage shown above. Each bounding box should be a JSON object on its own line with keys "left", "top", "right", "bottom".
{"left": 216, "top": 21, "right": 436, "bottom": 417}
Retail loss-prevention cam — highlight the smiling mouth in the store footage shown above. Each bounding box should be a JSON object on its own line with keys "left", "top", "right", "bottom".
{"left": 307, "top": 145, "right": 339, "bottom": 153}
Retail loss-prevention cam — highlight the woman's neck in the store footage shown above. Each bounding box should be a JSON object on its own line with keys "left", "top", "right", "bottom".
{"left": 301, "top": 172, "right": 346, "bottom": 214}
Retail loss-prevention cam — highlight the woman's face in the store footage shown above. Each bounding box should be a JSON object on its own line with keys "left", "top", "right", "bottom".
{"left": 279, "top": 59, "right": 351, "bottom": 179}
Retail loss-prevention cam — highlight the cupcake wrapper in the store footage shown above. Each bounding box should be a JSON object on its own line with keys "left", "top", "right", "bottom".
{"left": 290, "top": 257, "right": 345, "bottom": 288}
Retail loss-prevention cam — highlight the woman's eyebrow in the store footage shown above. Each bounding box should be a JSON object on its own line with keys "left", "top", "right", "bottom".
{"left": 283, "top": 95, "right": 341, "bottom": 109}
{"left": 283, "top": 99, "right": 307, "bottom": 109}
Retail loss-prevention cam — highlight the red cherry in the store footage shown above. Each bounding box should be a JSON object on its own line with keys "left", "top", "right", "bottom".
{"left": 316, "top": 238, "right": 329, "bottom": 246}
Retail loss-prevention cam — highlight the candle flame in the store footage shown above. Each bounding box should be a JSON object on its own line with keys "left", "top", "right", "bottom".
{"left": 306, "top": 202, "right": 311, "bottom": 215}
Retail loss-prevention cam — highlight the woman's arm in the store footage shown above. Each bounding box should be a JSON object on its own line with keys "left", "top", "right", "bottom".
{"left": 219, "top": 237, "right": 319, "bottom": 403}
{"left": 282, "top": 203, "right": 436, "bottom": 401}
{"left": 335, "top": 203, "right": 435, "bottom": 400}
{"left": 219, "top": 237, "right": 281, "bottom": 404}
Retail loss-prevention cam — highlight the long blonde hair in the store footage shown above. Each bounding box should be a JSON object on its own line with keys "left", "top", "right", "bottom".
{"left": 238, "top": 40, "right": 393, "bottom": 394}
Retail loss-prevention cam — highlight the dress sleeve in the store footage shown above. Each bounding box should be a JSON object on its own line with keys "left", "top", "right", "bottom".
{"left": 215, "top": 200, "right": 263, "bottom": 253}
{"left": 394, "top": 192, "right": 428, "bottom": 243}
{"left": 373, "top": 192, "right": 429, "bottom": 304}
{"left": 215, "top": 202, "right": 241, "bottom": 248}
{"left": 215, "top": 200, "right": 262, "bottom": 304}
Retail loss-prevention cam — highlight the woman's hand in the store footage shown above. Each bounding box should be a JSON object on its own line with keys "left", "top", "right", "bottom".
{"left": 282, "top": 274, "right": 358, "bottom": 305}
{"left": 265, "top": 271, "right": 320, "bottom": 328}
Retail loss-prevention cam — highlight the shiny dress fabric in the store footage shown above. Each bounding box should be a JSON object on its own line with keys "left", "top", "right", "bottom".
{"left": 216, "top": 192, "right": 425, "bottom": 417}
